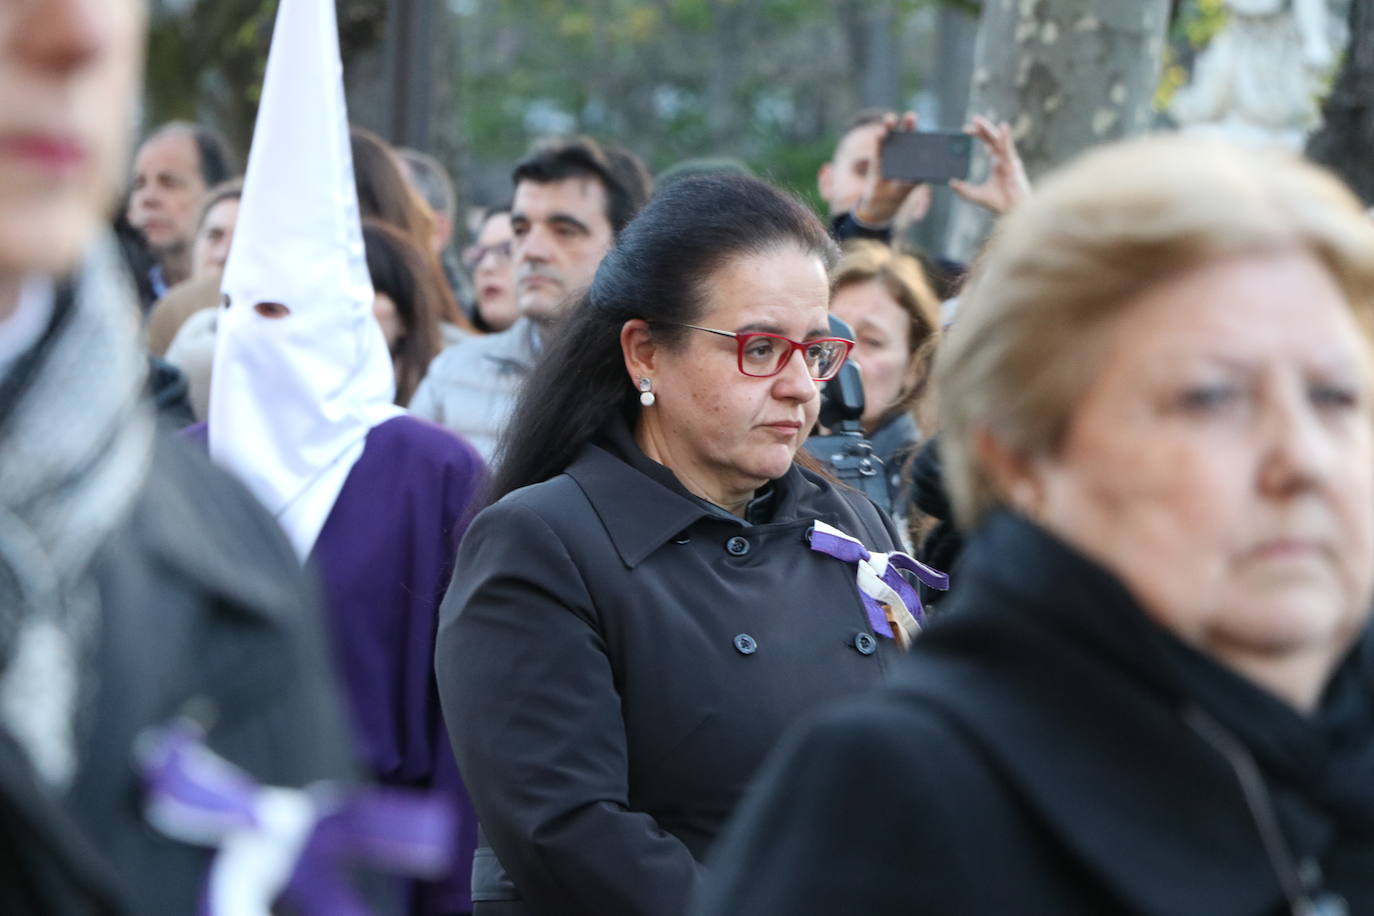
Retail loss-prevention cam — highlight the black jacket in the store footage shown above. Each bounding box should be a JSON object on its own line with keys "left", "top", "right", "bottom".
{"left": 693, "top": 511, "right": 1374, "bottom": 915}
{"left": 0, "top": 435, "right": 353, "bottom": 915}
{"left": 436, "top": 423, "right": 906, "bottom": 916}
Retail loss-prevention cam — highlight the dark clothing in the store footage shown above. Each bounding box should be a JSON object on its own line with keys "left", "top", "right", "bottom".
{"left": 436, "top": 419, "right": 906, "bottom": 916}
{"left": 908, "top": 435, "right": 963, "bottom": 605}
{"left": 0, "top": 434, "right": 352, "bottom": 915}
{"left": 145, "top": 354, "right": 195, "bottom": 429}
{"left": 867, "top": 411, "right": 919, "bottom": 521}
{"left": 693, "top": 511, "right": 1374, "bottom": 915}
{"left": 830, "top": 211, "right": 893, "bottom": 245}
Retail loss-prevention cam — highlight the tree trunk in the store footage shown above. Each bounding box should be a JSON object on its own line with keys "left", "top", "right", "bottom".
{"left": 837, "top": 0, "right": 902, "bottom": 110}
{"left": 909, "top": 3, "right": 980, "bottom": 258}
{"left": 1306, "top": 0, "right": 1374, "bottom": 204}
{"left": 947, "top": 0, "right": 1170, "bottom": 260}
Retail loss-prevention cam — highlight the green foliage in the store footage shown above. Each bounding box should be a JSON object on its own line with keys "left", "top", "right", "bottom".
{"left": 145, "top": 0, "right": 974, "bottom": 213}
{"left": 1155, "top": 0, "right": 1231, "bottom": 110}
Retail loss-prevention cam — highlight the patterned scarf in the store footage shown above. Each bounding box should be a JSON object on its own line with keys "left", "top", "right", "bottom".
{"left": 0, "top": 237, "right": 154, "bottom": 789}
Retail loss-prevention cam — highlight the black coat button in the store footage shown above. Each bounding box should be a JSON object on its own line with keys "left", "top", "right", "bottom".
{"left": 854, "top": 632, "right": 877, "bottom": 655}
{"left": 725, "top": 536, "right": 750, "bottom": 556}
{"left": 733, "top": 633, "right": 758, "bottom": 655}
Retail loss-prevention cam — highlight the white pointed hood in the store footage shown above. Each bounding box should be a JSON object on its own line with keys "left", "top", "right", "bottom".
{"left": 208, "top": 0, "right": 402, "bottom": 560}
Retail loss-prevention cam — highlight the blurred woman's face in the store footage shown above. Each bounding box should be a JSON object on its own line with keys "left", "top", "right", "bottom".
{"left": 647, "top": 246, "right": 830, "bottom": 507}
{"left": 831, "top": 277, "right": 916, "bottom": 432}
{"left": 472, "top": 212, "right": 517, "bottom": 331}
{"left": 0, "top": 0, "right": 145, "bottom": 282}
{"left": 1029, "top": 251, "right": 1374, "bottom": 704}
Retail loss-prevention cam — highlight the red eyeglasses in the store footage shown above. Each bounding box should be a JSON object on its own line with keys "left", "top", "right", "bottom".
{"left": 671, "top": 323, "right": 854, "bottom": 381}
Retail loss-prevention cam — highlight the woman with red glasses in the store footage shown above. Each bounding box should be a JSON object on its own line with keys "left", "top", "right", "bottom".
{"left": 437, "top": 174, "right": 933, "bottom": 916}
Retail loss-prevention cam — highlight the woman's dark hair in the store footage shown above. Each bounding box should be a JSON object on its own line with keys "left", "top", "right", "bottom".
{"left": 492, "top": 174, "right": 838, "bottom": 500}
{"left": 351, "top": 127, "right": 467, "bottom": 329}
{"left": 362, "top": 219, "right": 445, "bottom": 407}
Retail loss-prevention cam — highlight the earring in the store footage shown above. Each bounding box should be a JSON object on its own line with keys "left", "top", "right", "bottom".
{"left": 638, "top": 378, "right": 655, "bottom": 407}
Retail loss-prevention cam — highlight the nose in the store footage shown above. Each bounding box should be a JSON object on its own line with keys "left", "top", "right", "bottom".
{"left": 16, "top": 0, "right": 107, "bottom": 74}
{"left": 517, "top": 224, "right": 554, "bottom": 265}
{"left": 771, "top": 347, "right": 820, "bottom": 403}
{"left": 1257, "top": 382, "right": 1336, "bottom": 500}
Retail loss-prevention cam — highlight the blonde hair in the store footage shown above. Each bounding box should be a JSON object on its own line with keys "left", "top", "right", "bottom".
{"left": 830, "top": 240, "right": 942, "bottom": 425}
{"left": 936, "top": 134, "right": 1374, "bottom": 530}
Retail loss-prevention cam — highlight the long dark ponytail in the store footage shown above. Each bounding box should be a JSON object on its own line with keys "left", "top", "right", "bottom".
{"left": 491, "top": 174, "right": 836, "bottom": 500}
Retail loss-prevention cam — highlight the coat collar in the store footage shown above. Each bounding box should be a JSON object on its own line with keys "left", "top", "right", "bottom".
{"left": 564, "top": 416, "right": 827, "bottom": 569}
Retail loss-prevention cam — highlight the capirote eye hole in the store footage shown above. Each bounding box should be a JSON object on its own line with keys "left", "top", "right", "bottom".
{"left": 253, "top": 302, "right": 292, "bottom": 320}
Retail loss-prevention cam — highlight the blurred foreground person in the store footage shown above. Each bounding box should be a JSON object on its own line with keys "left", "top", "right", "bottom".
{"left": 694, "top": 137, "right": 1374, "bottom": 915}
{"left": 438, "top": 176, "right": 944, "bottom": 916}
{"left": 0, "top": 0, "right": 351, "bottom": 912}
{"left": 201, "top": 1, "right": 485, "bottom": 911}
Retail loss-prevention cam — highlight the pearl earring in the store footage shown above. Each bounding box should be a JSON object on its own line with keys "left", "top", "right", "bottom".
{"left": 638, "top": 378, "right": 655, "bottom": 407}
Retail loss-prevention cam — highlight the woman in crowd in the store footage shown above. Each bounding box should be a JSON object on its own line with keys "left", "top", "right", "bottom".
{"left": 363, "top": 218, "right": 446, "bottom": 406}
{"left": 352, "top": 126, "right": 469, "bottom": 338}
{"left": 437, "top": 175, "right": 931, "bottom": 916}
{"left": 829, "top": 240, "right": 941, "bottom": 524}
{"left": 693, "top": 136, "right": 1374, "bottom": 914}
{"left": 463, "top": 207, "right": 519, "bottom": 333}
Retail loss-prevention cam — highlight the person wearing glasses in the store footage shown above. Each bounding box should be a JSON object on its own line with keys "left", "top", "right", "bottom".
{"left": 464, "top": 207, "right": 519, "bottom": 333}
{"left": 693, "top": 137, "right": 1374, "bottom": 915}
{"left": 437, "top": 175, "right": 920, "bottom": 916}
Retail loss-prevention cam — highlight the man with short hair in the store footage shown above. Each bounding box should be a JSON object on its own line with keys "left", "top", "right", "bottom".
{"left": 411, "top": 136, "right": 651, "bottom": 460}
{"left": 820, "top": 109, "right": 928, "bottom": 245}
{"left": 126, "top": 121, "right": 235, "bottom": 299}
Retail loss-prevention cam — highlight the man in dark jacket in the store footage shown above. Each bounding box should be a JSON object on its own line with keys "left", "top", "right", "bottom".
{"left": 0, "top": 1, "right": 352, "bottom": 912}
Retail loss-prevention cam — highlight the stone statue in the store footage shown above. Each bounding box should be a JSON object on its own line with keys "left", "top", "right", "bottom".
{"left": 1171, "top": 0, "right": 1347, "bottom": 148}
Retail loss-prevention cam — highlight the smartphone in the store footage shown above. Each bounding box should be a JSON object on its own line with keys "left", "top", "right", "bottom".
{"left": 879, "top": 130, "right": 973, "bottom": 183}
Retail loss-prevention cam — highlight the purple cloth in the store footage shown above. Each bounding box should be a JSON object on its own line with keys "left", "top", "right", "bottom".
{"left": 186, "top": 416, "right": 486, "bottom": 915}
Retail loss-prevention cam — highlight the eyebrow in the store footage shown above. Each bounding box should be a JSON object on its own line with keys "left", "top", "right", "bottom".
{"left": 546, "top": 212, "right": 591, "bottom": 234}
{"left": 736, "top": 321, "right": 833, "bottom": 339}
{"left": 509, "top": 211, "right": 592, "bottom": 234}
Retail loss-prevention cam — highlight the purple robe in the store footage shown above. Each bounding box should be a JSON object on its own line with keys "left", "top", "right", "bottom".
{"left": 188, "top": 416, "right": 486, "bottom": 914}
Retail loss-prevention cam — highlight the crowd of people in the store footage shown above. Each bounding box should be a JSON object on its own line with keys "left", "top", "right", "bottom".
{"left": 3, "top": 0, "right": 1373, "bottom": 914}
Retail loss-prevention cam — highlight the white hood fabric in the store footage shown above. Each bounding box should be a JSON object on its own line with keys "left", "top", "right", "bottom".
{"left": 208, "top": 0, "right": 402, "bottom": 560}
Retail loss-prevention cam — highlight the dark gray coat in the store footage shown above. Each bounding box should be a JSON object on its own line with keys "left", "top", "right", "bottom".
{"left": 436, "top": 428, "right": 906, "bottom": 916}
{"left": 0, "top": 435, "right": 353, "bottom": 915}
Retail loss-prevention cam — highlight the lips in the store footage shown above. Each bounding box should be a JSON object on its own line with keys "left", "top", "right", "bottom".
{"left": 0, "top": 132, "right": 88, "bottom": 174}
{"left": 761, "top": 420, "right": 803, "bottom": 435}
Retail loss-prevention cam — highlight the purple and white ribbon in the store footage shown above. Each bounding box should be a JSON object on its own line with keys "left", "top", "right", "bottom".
{"left": 808, "top": 520, "right": 948, "bottom": 646}
{"left": 138, "top": 718, "right": 455, "bottom": 916}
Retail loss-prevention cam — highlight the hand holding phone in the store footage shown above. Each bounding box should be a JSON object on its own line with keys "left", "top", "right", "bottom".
{"left": 879, "top": 130, "right": 973, "bottom": 184}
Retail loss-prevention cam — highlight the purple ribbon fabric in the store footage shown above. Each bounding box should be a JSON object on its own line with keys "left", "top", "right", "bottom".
{"left": 808, "top": 522, "right": 949, "bottom": 639}
{"left": 139, "top": 718, "right": 455, "bottom": 916}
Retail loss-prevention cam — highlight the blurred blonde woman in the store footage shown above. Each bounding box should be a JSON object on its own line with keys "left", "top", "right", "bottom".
{"left": 696, "top": 135, "right": 1374, "bottom": 915}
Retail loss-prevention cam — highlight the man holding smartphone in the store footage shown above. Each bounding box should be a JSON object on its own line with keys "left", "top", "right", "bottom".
{"left": 819, "top": 110, "right": 1030, "bottom": 247}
